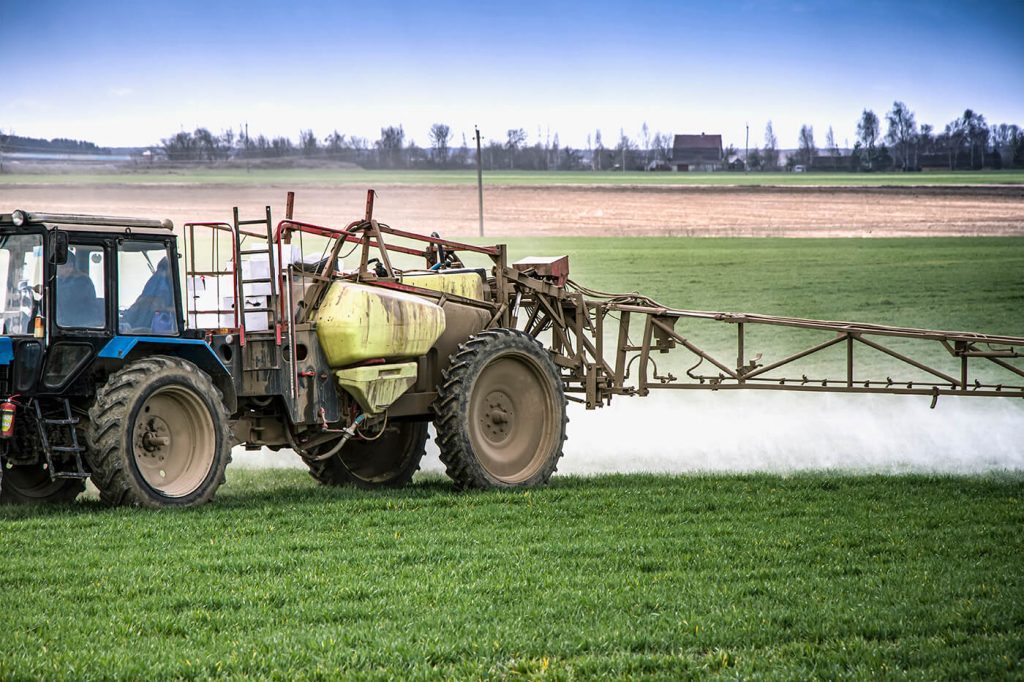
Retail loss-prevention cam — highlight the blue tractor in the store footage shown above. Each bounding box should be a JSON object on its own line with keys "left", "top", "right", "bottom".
{"left": 0, "top": 210, "right": 238, "bottom": 506}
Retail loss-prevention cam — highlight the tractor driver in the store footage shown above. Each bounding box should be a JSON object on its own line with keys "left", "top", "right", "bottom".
{"left": 56, "top": 256, "right": 101, "bottom": 328}
{"left": 122, "top": 257, "right": 175, "bottom": 333}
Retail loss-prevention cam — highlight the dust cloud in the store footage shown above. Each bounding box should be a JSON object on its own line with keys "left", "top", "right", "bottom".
{"left": 231, "top": 391, "right": 1023, "bottom": 476}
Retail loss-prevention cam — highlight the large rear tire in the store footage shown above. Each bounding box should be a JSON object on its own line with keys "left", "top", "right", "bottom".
{"left": 0, "top": 464, "right": 85, "bottom": 505}
{"left": 86, "top": 356, "right": 231, "bottom": 508}
{"left": 433, "top": 329, "right": 567, "bottom": 490}
{"left": 304, "top": 421, "right": 428, "bottom": 489}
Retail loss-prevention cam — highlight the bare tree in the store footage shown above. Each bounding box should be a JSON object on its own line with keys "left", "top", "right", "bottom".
{"left": 917, "top": 123, "right": 934, "bottom": 156}
{"left": 270, "top": 136, "right": 294, "bottom": 157}
{"left": 992, "top": 123, "right": 1021, "bottom": 167}
{"left": 428, "top": 123, "right": 451, "bottom": 167}
{"left": 640, "top": 122, "right": 651, "bottom": 169}
{"left": 825, "top": 126, "right": 840, "bottom": 169}
{"left": 763, "top": 121, "right": 779, "bottom": 170}
{"left": 855, "top": 109, "right": 880, "bottom": 170}
{"left": 253, "top": 134, "right": 271, "bottom": 156}
{"left": 615, "top": 128, "right": 638, "bottom": 171}
{"left": 505, "top": 128, "right": 526, "bottom": 169}
{"left": 651, "top": 132, "right": 672, "bottom": 165}
{"left": 324, "top": 130, "right": 346, "bottom": 155}
{"left": 746, "top": 146, "right": 764, "bottom": 171}
{"left": 885, "top": 102, "right": 917, "bottom": 171}
{"left": 299, "top": 129, "right": 318, "bottom": 157}
{"left": 193, "top": 128, "right": 217, "bottom": 161}
{"left": 797, "top": 125, "right": 816, "bottom": 167}
{"left": 857, "top": 109, "right": 879, "bottom": 150}
{"left": 959, "top": 109, "right": 988, "bottom": 169}
{"left": 375, "top": 125, "right": 405, "bottom": 168}
{"left": 162, "top": 131, "right": 196, "bottom": 161}
{"left": 217, "top": 129, "right": 235, "bottom": 161}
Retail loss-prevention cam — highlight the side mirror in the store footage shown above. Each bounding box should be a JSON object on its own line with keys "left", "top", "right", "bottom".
{"left": 49, "top": 230, "right": 69, "bottom": 265}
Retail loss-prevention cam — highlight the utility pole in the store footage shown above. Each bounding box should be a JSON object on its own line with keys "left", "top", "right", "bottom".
{"left": 475, "top": 126, "right": 484, "bottom": 237}
{"left": 744, "top": 123, "right": 749, "bottom": 172}
{"left": 245, "top": 122, "right": 250, "bottom": 174}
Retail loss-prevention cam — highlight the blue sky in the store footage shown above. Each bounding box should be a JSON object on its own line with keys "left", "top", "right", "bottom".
{"left": 2, "top": 0, "right": 1022, "bottom": 150}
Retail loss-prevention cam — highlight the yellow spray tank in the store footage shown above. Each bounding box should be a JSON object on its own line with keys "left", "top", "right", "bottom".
{"left": 315, "top": 281, "right": 446, "bottom": 414}
{"left": 400, "top": 269, "right": 486, "bottom": 301}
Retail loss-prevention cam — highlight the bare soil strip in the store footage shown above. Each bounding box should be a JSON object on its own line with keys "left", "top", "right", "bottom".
{"left": 2, "top": 183, "right": 1022, "bottom": 237}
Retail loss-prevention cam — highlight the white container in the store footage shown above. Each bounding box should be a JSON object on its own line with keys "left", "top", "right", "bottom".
{"left": 242, "top": 257, "right": 272, "bottom": 297}
{"left": 220, "top": 296, "right": 272, "bottom": 332}
{"left": 188, "top": 312, "right": 222, "bottom": 328}
{"left": 217, "top": 310, "right": 270, "bottom": 331}
{"left": 187, "top": 274, "right": 235, "bottom": 329}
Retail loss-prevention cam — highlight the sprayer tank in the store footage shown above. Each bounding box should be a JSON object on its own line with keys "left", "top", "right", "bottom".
{"left": 315, "top": 281, "right": 446, "bottom": 368}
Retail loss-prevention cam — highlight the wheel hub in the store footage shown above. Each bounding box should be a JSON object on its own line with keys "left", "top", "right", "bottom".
{"left": 481, "top": 391, "right": 514, "bottom": 442}
{"left": 136, "top": 417, "right": 171, "bottom": 457}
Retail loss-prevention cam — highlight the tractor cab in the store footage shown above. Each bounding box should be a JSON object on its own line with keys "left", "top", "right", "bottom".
{"left": 0, "top": 210, "right": 185, "bottom": 400}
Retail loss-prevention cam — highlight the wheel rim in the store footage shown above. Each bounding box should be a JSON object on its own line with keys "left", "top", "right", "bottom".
{"left": 468, "top": 351, "right": 560, "bottom": 483}
{"left": 131, "top": 385, "right": 216, "bottom": 497}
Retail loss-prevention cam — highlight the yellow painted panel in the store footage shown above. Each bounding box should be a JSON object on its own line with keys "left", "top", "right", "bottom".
{"left": 315, "top": 281, "right": 445, "bottom": 367}
{"left": 401, "top": 271, "right": 485, "bottom": 301}
{"left": 335, "top": 362, "right": 418, "bottom": 414}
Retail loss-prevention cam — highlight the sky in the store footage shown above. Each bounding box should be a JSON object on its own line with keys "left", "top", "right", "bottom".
{"left": 2, "top": 0, "right": 1023, "bottom": 151}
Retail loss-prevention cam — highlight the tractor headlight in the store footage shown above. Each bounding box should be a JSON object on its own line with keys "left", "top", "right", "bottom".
{"left": 11, "top": 209, "right": 26, "bottom": 227}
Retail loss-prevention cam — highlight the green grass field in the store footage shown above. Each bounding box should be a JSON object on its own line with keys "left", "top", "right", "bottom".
{"left": 2, "top": 167, "right": 1024, "bottom": 186}
{"left": 2, "top": 472, "right": 1022, "bottom": 679}
{"left": 3, "top": 237, "right": 1023, "bottom": 678}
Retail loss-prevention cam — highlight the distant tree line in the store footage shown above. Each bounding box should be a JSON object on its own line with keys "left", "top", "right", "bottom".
{"left": 158, "top": 123, "right": 679, "bottom": 171}
{"left": 0, "top": 134, "right": 103, "bottom": 155}
{"left": 761, "top": 103, "right": 1024, "bottom": 172}
{"left": 156, "top": 104, "right": 1024, "bottom": 172}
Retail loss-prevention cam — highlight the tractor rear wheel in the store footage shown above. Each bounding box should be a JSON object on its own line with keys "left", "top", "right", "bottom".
{"left": 304, "top": 421, "right": 428, "bottom": 489}
{"left": 86, "top": 356, "right": 231, "bottom": 508}
{"left": 433, "top": 329, "right": 567, "bottom": 489}
{"left": 0, "top": 464, "right": 85, "bottom": 504}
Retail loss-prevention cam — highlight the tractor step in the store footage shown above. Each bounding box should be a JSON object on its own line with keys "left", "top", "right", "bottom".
{"left": 33, "top": 400, "right": 89, "bottom": 481}
{"left": 50, "top": 470, "right": 91, "bottom": 480}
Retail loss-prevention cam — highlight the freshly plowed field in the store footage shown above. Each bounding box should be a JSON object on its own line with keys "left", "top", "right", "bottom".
{"left": 3, "top": 183, "right": 1022, "bottom": 237}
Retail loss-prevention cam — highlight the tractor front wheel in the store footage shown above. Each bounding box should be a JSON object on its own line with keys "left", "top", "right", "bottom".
{"left": 87, "top": 356, "right": 231, "bottom": 508}
{"left": 433, "top": 329, "right": 567, "bottom": 489}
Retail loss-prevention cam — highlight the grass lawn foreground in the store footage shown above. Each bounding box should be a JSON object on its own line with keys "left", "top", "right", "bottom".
{"left": 1, "top": 472, "right": 1022, "bottom": 679}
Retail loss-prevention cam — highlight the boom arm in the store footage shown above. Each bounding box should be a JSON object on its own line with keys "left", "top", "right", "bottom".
{"left": 503, "top": 268, "right": 1024, "bottom": 408}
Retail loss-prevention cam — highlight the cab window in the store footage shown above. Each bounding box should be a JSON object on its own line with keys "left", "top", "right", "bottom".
{"left": 55, "top": 244, "right": 106, "bottom": 330}
{"left": 118, "top": 241, "right": 178, "bottom": 335}
{"left": 0, "top": 233, "right": 43, "bottom": 335}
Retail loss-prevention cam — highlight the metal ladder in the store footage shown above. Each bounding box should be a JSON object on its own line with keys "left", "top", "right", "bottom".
{"left": 232, "top": 207, "right": 283, "bottom": 372}
{"left": 33, "top": 399, "right": 89, "bottom": 480}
